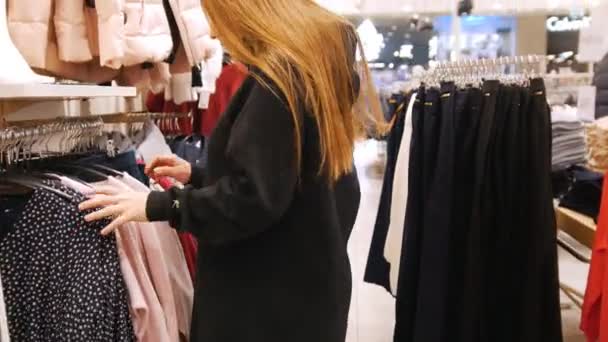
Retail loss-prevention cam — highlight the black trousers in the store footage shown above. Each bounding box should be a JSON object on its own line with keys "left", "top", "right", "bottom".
{"left": 365, "top": 94, "right": 409, "bottom": 293}
{"left": 393, "top": 81, "right": 563, "bottom": 342}
{"left": 517, "top": 79, "right": 563, "bottom": 342}
{"left": 447, "top": 87, "right": 482, "bottom": 338}
{"left": 411, "top": 82, "right": 457, "bottom": 342}
{"left": 394, "top": 88, "right": 431, "bottom": 342}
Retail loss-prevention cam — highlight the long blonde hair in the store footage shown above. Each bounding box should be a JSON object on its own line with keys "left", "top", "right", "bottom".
{"left": 202, "top": 0, "right": 386, "bottom": 181}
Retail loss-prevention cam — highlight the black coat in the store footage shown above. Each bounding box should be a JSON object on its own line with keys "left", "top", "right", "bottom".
{"left": 147, "top": 73, "right": 361, "bottom": 342}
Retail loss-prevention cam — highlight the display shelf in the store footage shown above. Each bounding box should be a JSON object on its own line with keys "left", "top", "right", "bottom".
{"left": 556, "top": 206, "right": 596, "bottom": 249}
{"left": 0, "top": 83, "right": 137, "bottom": 100}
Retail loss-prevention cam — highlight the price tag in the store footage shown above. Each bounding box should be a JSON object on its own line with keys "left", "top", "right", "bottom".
{"left": 578, "top": 86, "right": 597, "bottom": 122}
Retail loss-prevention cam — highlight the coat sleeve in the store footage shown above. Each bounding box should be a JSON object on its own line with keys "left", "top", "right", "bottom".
{"left": 146, "top": 81, "right": 299, "bottom": 245}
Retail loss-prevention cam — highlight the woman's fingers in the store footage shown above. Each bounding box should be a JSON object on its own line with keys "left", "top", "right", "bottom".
{"left": 101, "top": 215, "right": 130, "bottom": 236}
{"left": 145, "top": 155, "right": 177, "bottom": 175}
{"left": 93, "top": 185, "right": 120, "bottom": 196}
{"left": 84, "top": 204, "right": 123, "bottom": 222}
{"left": 150, "top": 166, "right": 177, "bottom": 178}
{"left": 79, "top": 195, "right": 117, "bottom": 211}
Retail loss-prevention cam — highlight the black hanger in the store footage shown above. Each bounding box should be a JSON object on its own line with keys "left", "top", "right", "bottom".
{"left": 0, "top": 174, "right": 71, "bottom": 200}
{"left": 42, "top": 171, "right": 95, "bottom": 189}
{"left": 0, "top": 181, "right": 33, "bottom": 196}
{"left": 87, "top": 163, "right": 124, "bottom": 177}
{"left": 44, "top": 163, "right": 108, "bottom": 183}
{"left": 223, "top": 52, "right": 232, "bottom": 65}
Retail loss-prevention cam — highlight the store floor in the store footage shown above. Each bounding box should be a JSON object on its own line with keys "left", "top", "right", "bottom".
{"left": 346, "top": 140, "right": 588, "bottom": 342}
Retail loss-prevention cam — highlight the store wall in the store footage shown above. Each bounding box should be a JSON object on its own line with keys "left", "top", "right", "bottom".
{"left": 318, "top": 0, "right": 593, "bottom": 15}
{"left": 516, "top": 15, "right": 547, "bottom": 56}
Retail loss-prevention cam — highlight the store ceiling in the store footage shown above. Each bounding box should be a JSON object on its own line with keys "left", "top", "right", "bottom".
{"left": 317, "top": 0, "right": 599, "bottom": 15}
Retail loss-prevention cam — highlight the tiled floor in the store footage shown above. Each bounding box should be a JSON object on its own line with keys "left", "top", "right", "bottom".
{"left": 346, "top": 140, "right": 588, "bottom": 342}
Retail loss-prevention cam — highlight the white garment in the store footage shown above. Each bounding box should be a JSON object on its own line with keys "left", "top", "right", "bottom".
{"left": 171, "top": 72, "right": 197, "bottom": 105}
{"left": 136, "top": 120, "right": 173, "bottom": 164}
{"left": 550, "top": 105, "right": 579, "bottom": 123}
{"left": 384, "top": 93, "right": 416, "bottom": 295}
{"left": 0, "top": 0, "right": 52, "bottom": 83}
{"left": 198, "top": 37, "right": 223, "bottom": 109}
{"left": 0, "top": 274, "right": 10, "bottom": 342}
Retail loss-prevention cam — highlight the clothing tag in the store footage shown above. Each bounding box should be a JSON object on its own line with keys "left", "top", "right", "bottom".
{"left": 577, "top": 86, "right": 596, "bottom": 122}
{"left": 106, "top": 139, "right": 117, "bottom": 158}
{"left": 192, "top": 65, "right": 203, "bottom": 87}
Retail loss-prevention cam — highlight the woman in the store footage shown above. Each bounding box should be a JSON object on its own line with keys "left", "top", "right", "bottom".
{"left": 79, "top": 1, "right": 385, "bottom": 341}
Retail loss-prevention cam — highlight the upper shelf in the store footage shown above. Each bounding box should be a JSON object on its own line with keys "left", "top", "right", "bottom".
{"left": 0, "top": 83, "right": 137, "bottom": 100}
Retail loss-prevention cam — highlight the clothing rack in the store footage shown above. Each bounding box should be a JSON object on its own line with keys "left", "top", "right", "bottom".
{"left": 426, "top": 55, "right": 588, "bottom": 311}
{"left": 423, "top": 55, "right": 547, "bottom": 85}
{"left": 424, "top": 56, "right": 587, "bottom": 312}
{"left": 0, "top": 116, "right": 196, "bottom": 342}
{"left": 0, "top": 112, "right": 191, "bottom": 166}
{"left": 1, "top": 111, "right": 191, "bottom": 128}
{"left": 367, "top": 63, "right": 566, "bottom": 341}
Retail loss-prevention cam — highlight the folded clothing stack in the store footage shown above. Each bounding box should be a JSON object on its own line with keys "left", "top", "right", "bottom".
{"left": 587, "top": 117, "right": 608, "bottom": 172}
{"left": 558, "top": 165, "right": 604, "bottom": 221}
{"left": 552, "top": 105, "right": 586, "bottom": 171}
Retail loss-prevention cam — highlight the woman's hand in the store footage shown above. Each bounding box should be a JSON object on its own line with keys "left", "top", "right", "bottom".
{"left": 145, "top": 155, "right": 192, "bottom": 184}
{"left": 79, "top": 186, "right": 149, "bottom": 236}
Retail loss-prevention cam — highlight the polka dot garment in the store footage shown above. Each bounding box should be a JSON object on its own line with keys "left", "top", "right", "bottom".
{"left": 0, "top": 183, "right": 135, "bottom": 341}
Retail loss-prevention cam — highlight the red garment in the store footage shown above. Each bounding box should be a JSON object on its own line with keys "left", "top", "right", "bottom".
{"left": 157, "top": 176, "right": 175, "bottom": 190}
{"left": 155, "top": 176, "right": 199, "bottom": 283}
{"left": 582, "top": 172, "right": 608, "bottom": 341}
{"left": 178, "top": 233, "right": 198, "bottom": 283}
{"left": 145, "top": 92, "right": 195, "bottom": 135}
{"left": 200, "top": 62, "right": 248, "bottom": 136}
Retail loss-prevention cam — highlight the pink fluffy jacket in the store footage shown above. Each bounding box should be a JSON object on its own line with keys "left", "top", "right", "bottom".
{"left": 7, "top": 0, "right": 216, "bottom": 89}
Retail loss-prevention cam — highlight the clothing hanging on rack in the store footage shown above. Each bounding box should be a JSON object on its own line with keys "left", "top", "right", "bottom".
{"left": 0, "top": 114, "right": 195, "bottom": 342}
{"left": 145, "top": 92, "right": 196, "bottom": 134}
{"left": 365, "top": 56, "right": 562, "bottom": 342}
{"left": 581, "top": 171, "right": 608, "bottom": 342}
{"left": 0, "top": 274, "right": 8, "bottom": 342}
{"left": 6, "top": 0, "right": 221, "bottom": 98}
{"left": 384, "top": 92, "right": 417, "bottom": 295}
{"left": 0, "top": 183, "right": 135, "bottom": 341}
{"left": 130, "top": 117, "right": 202, "bottom": 281}
{"left": 388, "top": 78, "right": 563, "bottom": 342}
{"left": 101, "top": 176, "right": 172, "bottom": 341}
{"left": 199, "top": 62, "right": 248, "bottom": 137}
{"left": 364, "top": 92, "right": 409, "bottom": 293}
{"left": 123, "top": 175, "right": 193, "bottom": 341}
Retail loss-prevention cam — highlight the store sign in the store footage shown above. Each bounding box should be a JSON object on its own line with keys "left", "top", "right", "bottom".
{"left": 546, "top": 16, "right": 591, "bottom": 32}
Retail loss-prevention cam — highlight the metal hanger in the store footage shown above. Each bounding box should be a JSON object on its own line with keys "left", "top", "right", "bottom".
{"left": 424, "top": 54, "right": 545, "bottom": 88}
